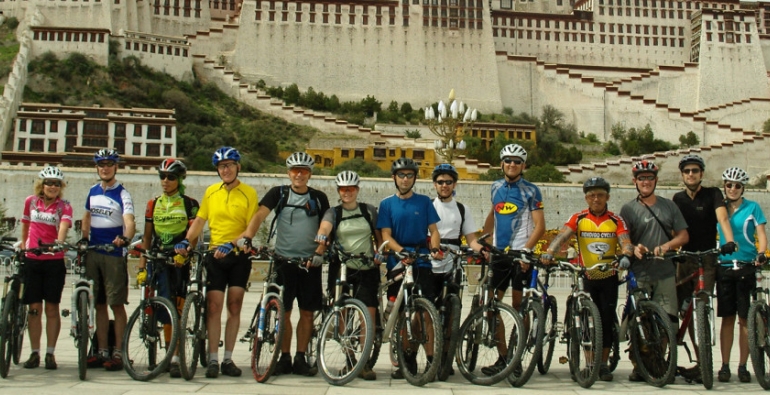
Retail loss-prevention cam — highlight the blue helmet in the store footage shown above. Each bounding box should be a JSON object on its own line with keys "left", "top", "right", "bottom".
{"left": 94, "top": 149, "right": 120, "bottom": 163}
{"left": 212, "top": 146, "right": 241, "bottom": 167}
{"left": 432, "top": 164, "right": 458, "bottom": 181}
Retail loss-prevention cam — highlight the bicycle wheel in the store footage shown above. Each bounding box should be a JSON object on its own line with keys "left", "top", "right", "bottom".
{"left": 694, "top": 299, "right": 713, "bottom": 389}
{"left": 251, "top": 296, "right": 284, "bottom": 382}
{"left": 455, "top": 301, "right": 525, "bottom": 386}
{"left": 318, "top": 298, "right": 374, "bottom": 386}
{"left": 179, "top": 292, "right": 204, "bottom": 380}
{"left": 394, "top": 297, "right": 443, "bottom": 387}
{"left": 11, "top": 298, "right": 26, "bottom": 366}
{"left": 123, "top": 297, "right": 180, "bottom": 381}
{"left": 198, "top": 301, "right": 209, "bottom": 369}
{"left": 77, "top": 291, "right": 89, "bottom": 381}
{"left": 538, "top": 295, "right": 558, "bottom": 374}
{"left": 0, "top": 290, "right": 17, "bottom": 378}
{"left": 509, "top": 299, "right": 545, "bottom": 387}
{"left": 437, "top": 294, "right": 461, "bottom": 382}
{"left": 629, "top": 300, "right": 677, "bottom": 387}
{"left": 367, "top": 310, "right": 383, "bottom": 369}
{"left": 306, "top": 301, "right": 329, "bottom": 375}
{"left": 607, "top": 319, "right": 620, "bottom": 372}
{"left": 748, "top": 301, "right": 770, "bottom": 390}
{"left": 568, "top": 297, "right": 602, "bottom": 389}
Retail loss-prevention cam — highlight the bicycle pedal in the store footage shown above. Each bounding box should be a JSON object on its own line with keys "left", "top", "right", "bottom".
{"left": 559, "top": 356, "right": 569, "bottom": 364}
{"left": 61, "top": 309, "right": 70, "bottom": 318}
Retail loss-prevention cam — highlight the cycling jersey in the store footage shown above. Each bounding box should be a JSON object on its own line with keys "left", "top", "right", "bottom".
{"left": 717, "top": 198, "right": 766, "bottom": 263}
{"left": 145, "top": 193, "right": 200, "bottom": 248}
{"left": 490, "top": 177, "right": 543, "bottom": 249}
{"left": 197, "top": 182, "right": 259, "bottom": 248}
{"left": 377, "top": 193, "right": 440, "bottom": 270}
{"left": 22, "top": 195, "right": 72, "bottom": 260}
{"left": 85, "top": 182, "right": 134, "bottom": 257}
{"left": 431, "top": 198, "right": 477, "bottom": 273}
{"left": 564, "top": 209, "right": 629, "bottom": 280}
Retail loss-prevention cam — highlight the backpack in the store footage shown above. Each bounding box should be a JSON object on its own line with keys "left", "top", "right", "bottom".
{"left": 330, "top": 203, "right": 376, "bottom": 244}
{"left": 268, "top": 185, "right": 326, "bottom": 241}
{"left": 440, "top": 201, "right": 466, "bottom": 245}
{"left": 148, "top": 194, "right": 197, "bottom": 245}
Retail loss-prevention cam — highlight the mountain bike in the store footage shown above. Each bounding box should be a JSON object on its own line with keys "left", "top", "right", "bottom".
{"left": 672, "top": 248, "right": 719, "bottom": 389}
{"left": 456, "top": 235, "right": 525, "bottom": 386}
{"left": 535, "top": 260, "right": 559, "bottom": 376}
{"left": 0, "top": 239, "right": 54, "bottom": 379}
{"left": 122, "top": 245, "right": 181, "bottom": 381}
{"left": 315, "top": 243, "right": 375, "bottom": 386}
{"left": 178, "top": 249, "right": 206, "bottom": 380}
{"left": 618, "top": 258, "right": 677, "bottom": 387}
{"left": 40, "top": 240, "right": 115, "bottom": 380}
{"left": 434, "top": 245, "right": 469, "bottom": 382}
{"left": 508, "top": 250, "right": 546, "bottom": 387}
{"left": 747, "top": 260, "right": 770, "bottom": 389}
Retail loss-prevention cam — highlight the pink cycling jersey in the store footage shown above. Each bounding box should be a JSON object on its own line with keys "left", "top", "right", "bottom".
{"left": 21, "top": 195, "right": 73, "bottom": 260}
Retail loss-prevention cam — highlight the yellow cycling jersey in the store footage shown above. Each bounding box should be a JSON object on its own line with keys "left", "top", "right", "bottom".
{"left": 197, "top": 182, "right": 259, "bottom": 248}
{"left": 566, "top": 209, "right": 629, "bottom": 280}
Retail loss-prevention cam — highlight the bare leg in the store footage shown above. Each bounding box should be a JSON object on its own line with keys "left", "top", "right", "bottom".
{"left": 44, "top": 302, "right": 60, "bottom": 350}
{"left": 720, "top": 315, "right": 737, "bottom": 365}
{"left": 206, "top": 290, "right": 225, "bottom": 356}
{"left": 296, "top": 309, "right": 313, "bottom": 353}
{"left": 281, "top": 310, "right": 293, "bottom": 353}
{"left": 223, "top": 287, "right": 245, "bottom": 354}
{"left": 111, "top": 304, "right": 127, "bottom": 350}
{"left": 27, "top": 302, "right": 43, "bottom": 351}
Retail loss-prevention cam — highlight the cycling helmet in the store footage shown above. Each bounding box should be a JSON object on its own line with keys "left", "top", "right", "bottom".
{"left": 722, "top": 167, "right": 749, "bottom": 184}
{"left": 583, "top": 177, "right": 610, "bottom": 194}
{"left": 94, "top": 149, "right": 120, "bottom": 163}
{"left": 212, "top": 146, "right": 241, "bottom": 167}
{"left": 432, "top": 163, "right": 458, "bottom": 182}
{"left": 38, "top": 166, "right": 64, "bottom": 181}
{"left": 335, "top": 170, "right": 360, "bottom": 187}
{"left": 158, "top": 158, "right": 187, "bottom": 177}
{"left": 678, "top": 154, "right": 705, "bottom": 171}
{"left": 499, "top": 144, "right": 528, "bottom": 162}
{"left": 632, "top": 160, "right": 659, "bottom": 176}
{"left": 391, "top": 158, "right": 420, "bottom": 175}
{"left": 286, "top": 152, "right": 314, "bottom": 169}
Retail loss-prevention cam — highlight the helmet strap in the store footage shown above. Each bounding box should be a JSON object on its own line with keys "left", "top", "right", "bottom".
{"left": 437, "top": 190, "right": 453, "bottom": 202}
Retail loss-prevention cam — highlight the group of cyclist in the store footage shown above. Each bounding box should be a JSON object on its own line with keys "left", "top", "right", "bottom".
{"left": 10, "top": 142, "right": 768, "bottom": 387}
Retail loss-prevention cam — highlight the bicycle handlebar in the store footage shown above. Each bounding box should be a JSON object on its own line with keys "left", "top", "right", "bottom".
{"left": 38, "top": 240, "right": 116, "bottom": 254}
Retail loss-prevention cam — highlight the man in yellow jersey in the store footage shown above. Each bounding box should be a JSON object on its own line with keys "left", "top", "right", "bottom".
{"left": 541, "top": 177, "right": 634, "bottom": 382}
{"left": 175, "top": 146, "right": 259, "bottom": 379}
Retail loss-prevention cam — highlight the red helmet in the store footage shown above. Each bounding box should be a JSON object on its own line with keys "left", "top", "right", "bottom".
{"left": 632, "top": 160, "right": 658, "bottom": 176}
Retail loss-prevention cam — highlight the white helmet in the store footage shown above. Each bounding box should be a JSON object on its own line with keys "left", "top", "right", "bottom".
{"left": 286, "top": 152, "right": 314, "bottom": 170}
{"left": 39, "top": 166, "right": 64, "bottom": 181}
{"left": 335, "top": 171, "right": 360, "bottom": 187}
{"left": 722, "top": 167, "right": 749, "bottom": 184}
{"left": 500, "top": 144, "right": 528, "bottom": 162}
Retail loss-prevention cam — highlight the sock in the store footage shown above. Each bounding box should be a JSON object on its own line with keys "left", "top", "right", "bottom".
{"left": 210, "top": 353, "right": 218, "bottom": 364}
{"left": 171, "top": 355, "right": 180, "bottom": 363}
{"left": 296, "top": 352, "right": 305, "bottom": 360}
{"left": 46, "top": 347, "right": 55, "bottom": 355}
{"left": 99, "top": 348, "right": 109, "bottom": 358}
{"left": 31, "top": 349, "right": 40, "bottom": 355}
{"left": 281, "top": 352, "right": 290, "bottom": 359}
{"left": 722, "top": 363, "right": 730, "bottom": 371}
{"left": 112, "top": 350, "right": 122, "bottom": 359}
{"left": 224, "top": 350, "right": 233, "bottom": 361}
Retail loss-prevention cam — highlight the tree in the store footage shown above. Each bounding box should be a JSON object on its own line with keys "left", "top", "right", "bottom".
{"left": 525, "top": 164, "right": 566, "bottom": 183}
{"left": 359, "top": 95, "right": 382, "bottom": 116}
{"left": 387, "top": 100, "right": 399, "bottom": 113}
{"left": 610, "top": 123, "right": 674, "bottom": 156}
{"left": 678, "top": 131, "right": 700, "bottom": 148}
{"left": 283, "top": 83, "right": 300, "bottom": 105}
{"left": 400, "top": 102, "right": 413, "bottom": 115}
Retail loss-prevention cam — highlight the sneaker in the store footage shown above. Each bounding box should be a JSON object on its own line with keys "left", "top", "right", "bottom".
{"left": 293, "top": 354, "right": 317, "bottom": 376}
{"left": 404, "top": 352, "right": 417, "bottom": 376}
{"left": 599, "top": 365, "right": 613, "bottom": 382}
{"left": 628, "top": 369, "right": 644, "bottom": 382}
{"left": 206, "top": 361, "right": 219, "bottom": 378}
{"left": 274, "top": 354, "right": 293, "bottom": 376}
{"left": 103, "top": 355, "right": 124, "bottom": 371}
{"left": 718, "top": 365, "right": 731, "bottom": 382}
{"left": 221, "top": 360, "right": 242, "bottom": 377}
{"left": 169, "top": 362, "right": 182, "bottom": 378}
{"left": 86, "top": 354, "right": 105, "bottom": 369}
{"left": 481, "top": 356, "right": 507, "bottom": 376}
{"left": 23, "top": 352, "right": 40, "bottom": 369}
{"left": 44, "top": 353, "right": 57, "bottom": 370}
{"left": 359, "top": 366, "right": 376, "bottom": 381}
{"left": 738, "top": 365, "right": 751, "bottom": 383}
{"left": 391, "top": 369, "right": 405, "bottom": 379}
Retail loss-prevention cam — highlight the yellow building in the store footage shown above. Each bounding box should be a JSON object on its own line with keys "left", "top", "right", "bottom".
{"left": 468, "top": 122, "right": 537, "bottom": 149}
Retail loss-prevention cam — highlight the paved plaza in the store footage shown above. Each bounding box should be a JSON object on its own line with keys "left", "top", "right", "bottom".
{"left": 0, "top": 270, "right": 767, "bottom": 395}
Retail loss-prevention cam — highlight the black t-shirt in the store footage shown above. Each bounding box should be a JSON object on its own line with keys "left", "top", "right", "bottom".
{"left": 672, "top": 186, "right": 725, "bottom": 251}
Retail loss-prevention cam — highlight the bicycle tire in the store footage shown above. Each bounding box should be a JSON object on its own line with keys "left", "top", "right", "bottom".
{"left": 748, "top": 301, "right": 770, "bottom": 390}
{"left": 437, "top": 294, "right": 461, "bottom": 382}
{"left": 537, "top": 295, "right": 558, "bottom": 374}
{"left": 629, "top": 300, "right": 677, "bottom": 387}
{"left": 77, "top": 291, "right": 89, "bottom": 381}
{"left": 509, "top": 299, "right": 545, "bottom": 387}
{"left": 367, "top": 310, "right": 383, "bottom": 369}
{"left": 251, "top": 296, "right": 284, "bottom": 382}
{"left": 11, "top": 296, "right": 26, "bottom": 366}
{"left": 198, "top": 301, "right": 209, "bottom": 369}
{"left": 459, "top": 294, "right": 482, "bottom": 372}
{"left": 179, "top": 292, "right": 204, "bottom": 380}
{"left": 0, "top": 289, "right": 17, "bottom": 378}
{"left": 608, "top": 319, "right": 620, "bottom": 372}
{"left": 306, "top": 302, "right": 329, "bottom": 375}
{"left": 568, "top": 297, "right": 602, "bottom": 389}
{"left": 695, "top": 299, "right": 713, "bottom": 389}
{"left": 317, "top": 298, "right": 374, "bottom": 386}
{"left": 455, "top": 300, "right": 525, "bottom": 386}
{"left": 394, "top": 297, "right": 443, "bottom": 386}
{"left": 123, "top": 296, "right": 180, "bottom": 381}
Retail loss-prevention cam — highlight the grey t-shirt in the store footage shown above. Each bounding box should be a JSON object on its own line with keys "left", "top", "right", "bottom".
{"left": 322, "top": 203, "right": 378, "bottom": 270}
{"left": 619, "top": 196, "right": 688, "bottom": 281}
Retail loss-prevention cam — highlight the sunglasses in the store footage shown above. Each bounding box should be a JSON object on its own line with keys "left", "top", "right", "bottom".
{"left": 217, "top": 162, "right": 237, "bottom": 171}
{"left": 585, "top": 192, "right": 608, "bottom": 200}
{"left": 725, "top": 183, "right": 743, "bottom": 190}
{"left": 435, "top": 180, "right": 454, "bottom": 186}
{"left": 682, "top": 168, "right": 701, "bottom": 174}
{"left": 159, "top": 173, "right": 178, "bottom": 181}
{"left": 636, "top": 175, "right": 656, "bottom": 181}
{"left": 338, "top": 186, "right": 357, "bottom": 193}
{"left": 290, "top": 167, "right": 311, "bottom": 176}
{"left": 97, "top": 161, "right": 116, "bottom": 168}
{"left": 503, "top": 158, "right": 524, "bottom": 165}
{"left": 43, "top": 180, "right": 62, "bottom": 187}
{"left": 396, "top": 172, "right": 415, "bottom": 179}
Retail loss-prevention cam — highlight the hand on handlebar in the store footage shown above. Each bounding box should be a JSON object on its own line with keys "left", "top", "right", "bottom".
{"left": 757, "top": 253, "right": 768, "bottom": 266}
{"left": 430, "top": 248, "right": 444, "bottom": 260}
{"left": 720, "top": 241, "right": 737, "bottom": 255}
{"left": 618, "top": 255, "right": 631, "bottom": 270}
{"left": 174, "top": 239, "right": 190, "bottom": 256}
{"left": 539, "top": 252, "right": 554, "bottom": 265}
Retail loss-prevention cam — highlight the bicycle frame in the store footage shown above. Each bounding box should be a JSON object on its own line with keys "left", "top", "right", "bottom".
{"left": 244, "top": 253, "right": 285, "bottom": 343}
{"left": 674, "top": 249, "right": 719, "bottom": 363}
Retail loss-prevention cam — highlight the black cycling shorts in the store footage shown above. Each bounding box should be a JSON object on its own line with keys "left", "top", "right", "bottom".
{"left": 22, "top": 258, "right": 66, "bottom": 304}
{"left": 205, "top": 252, "right": 251, "bottom": 292}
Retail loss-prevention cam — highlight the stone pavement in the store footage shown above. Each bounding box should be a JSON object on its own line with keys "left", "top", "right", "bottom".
{"left": 0, "top": 272, "right": 766, "bottom": 395}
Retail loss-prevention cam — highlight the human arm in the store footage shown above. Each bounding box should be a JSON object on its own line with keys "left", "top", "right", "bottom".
{"left": 81, "top": 210, "right": 91, "bottom": 242}
{"left": 541, "top": 225, "right": 574, "bottom": 264}
{"left": 114, "top": 213, "right": 135, "bottom": 246}
{"left": 314, "top": 219, "right": 333, "bottom": 256}
{"left": 138, "top": 221, "right": 153, "bottom": 270}
{"left": 652, "top": 228, "right": 689, "bottom": 256}
{"left": 483, "top": 208, "right": 494, "bottom": 236}
{"left": 175, "top": 217, "right": 206, "bottom": 256}
{"left": 428, "top": 223, "right": 442, "bottom": 259}
{"left": 715, "top": 206, "right": 737, "bottom": 252}
{"left": 21, "top": 222, "right": 29, "bottom": 249}
{"left": 242, "top": 206, "right": 272, "bottom": 240}
{"left": 524, "top": 209, "right": 546, "bottom": 250}
{"left": 756, "top": 224, "right": 767, "bottom": 265}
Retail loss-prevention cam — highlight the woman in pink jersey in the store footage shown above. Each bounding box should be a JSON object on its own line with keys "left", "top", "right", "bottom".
{"left": 20, "top": 166, "right": 73, "bottom": 370}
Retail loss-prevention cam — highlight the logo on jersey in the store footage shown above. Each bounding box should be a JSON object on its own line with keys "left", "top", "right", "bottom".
{"left": 495, "top": 202, "right": 518, "bottom": 215}
{"left": 586, "top": 242, "right": 611, "bottom": 255}
{"left": 536, "top": 201, "right": 544, "bottom": 209}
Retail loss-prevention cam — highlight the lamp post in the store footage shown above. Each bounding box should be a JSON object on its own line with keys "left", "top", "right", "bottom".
{"left": 425, "top": 89, "right": 477, "bottom": 164}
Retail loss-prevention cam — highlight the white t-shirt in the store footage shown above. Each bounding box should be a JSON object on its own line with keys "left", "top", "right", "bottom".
{"left": 430, "top": 197, "right": 478, "bottom": 273}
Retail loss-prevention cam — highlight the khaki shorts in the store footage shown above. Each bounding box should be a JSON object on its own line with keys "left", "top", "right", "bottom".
{"left": 636, "top": 275, "right": 678, "bottom": 317}
{"left": 85, "top": 251, "right": 128, "bottom": 306}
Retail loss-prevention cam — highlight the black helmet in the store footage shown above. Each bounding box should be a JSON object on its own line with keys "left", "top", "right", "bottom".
{"left": 678, "top": 154, "right": 705, "bottom": 171}
{"left": 391, "top": 158, "right": 419, "bottom": 175}
{"left": 583, "top": 177, "right": 610, "bottom": 194}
